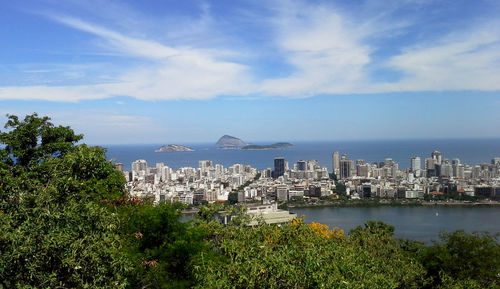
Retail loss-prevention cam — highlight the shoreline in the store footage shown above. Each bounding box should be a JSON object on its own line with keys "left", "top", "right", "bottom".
{"left": 286, "top": 200, "right": 500, "bottom": 209}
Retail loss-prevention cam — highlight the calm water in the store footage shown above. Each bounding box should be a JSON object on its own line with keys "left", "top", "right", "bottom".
{"left": 292, "top": 206, "right": 500, "bottom": 243}
{"left": 104, "top": 139, "right": 500, "bottom": 171}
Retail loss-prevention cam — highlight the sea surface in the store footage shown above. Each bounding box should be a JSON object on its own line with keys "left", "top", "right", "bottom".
{"left": 292, "top": 206, "right": 500, "bottom": 243}
{"left": 104, "top": 138, "right": 500, "bottom": 171}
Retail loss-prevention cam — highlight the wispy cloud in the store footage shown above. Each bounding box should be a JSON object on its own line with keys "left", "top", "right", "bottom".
{"left": 381, "top": 22, "right": 500, "bottom": 91}
{"left": 0, "top": 84, "right": 111, "bottom": 102}
{"left": 0, "top": 12, "right": 254, "bottom": 101}
{"left": 1, "top": 0, "right": 499, "bottom": 102}
{"left": 0, "top": 106, "right": 163, "bottom": 144}
{"left": 259, "top": 1, "right": 372, "bottom": 96}
{"left": 52, "top": 15, "right": 179, "bottom": 59}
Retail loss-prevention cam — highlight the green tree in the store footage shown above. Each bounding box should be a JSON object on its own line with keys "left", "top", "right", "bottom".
{"left": 0, "top": 113, "right": 82, "bottom": 168}
{"left": 0, "top": 114, "right": 132, "bottom": 288}
{"left": 419, "top": 230, "right": 500, "bottom": 288}
{"left": 192, "top": 220, "right": 426, "bottom": 288}
{"left": 228, "top": 192, "right": 238, "bottom": 204}
{"left": 118, "top": 202, "right": 209, "bottom": 289}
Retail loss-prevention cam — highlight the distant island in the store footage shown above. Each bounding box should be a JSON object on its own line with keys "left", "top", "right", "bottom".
{"left": 216, "top": 135, "right": 293, "bottom": 150}
{"left": 241, "top": 142, "right": 294, "bottom": 150}
{"left": 155, "top": 144, "right": 194, "bottom": 152}
{"left": 216, "top": 135, "right": 248, "bottom": 149}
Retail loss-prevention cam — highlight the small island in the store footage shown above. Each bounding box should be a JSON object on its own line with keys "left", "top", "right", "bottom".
{"left": 216, "top": 135, "right": 248, "bottom": 149}
{"left": 241, "top": 142, "right": 294, "bottom": 150}
{"left": 155, "top": 144, "right": 194, "bottom": 152}
{"left": 215, "top": 135, "right": 293, "bottom": 150}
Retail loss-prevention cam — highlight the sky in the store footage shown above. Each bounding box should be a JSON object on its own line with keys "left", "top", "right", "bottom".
{"left": 0, "top": 0, "right": 499, "bottom": 144}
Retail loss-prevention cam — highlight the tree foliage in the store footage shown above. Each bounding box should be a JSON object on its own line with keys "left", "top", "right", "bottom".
{"left": 0, "top": 114, "right": 130, "bottom": 288}
{"left": 118, "top": 202, "right": 209, "bottom": 289}
{"left": 192, "top": 219, "right": 426, "bottom": 288}
{"left": 1, "top": 114, "right": 499, "bottom": 288}
{"left": 0, "top": 113, "right": 82, "bottom": 168}
{"left": 418, "top": 230, "right": 500, "bottom": 288}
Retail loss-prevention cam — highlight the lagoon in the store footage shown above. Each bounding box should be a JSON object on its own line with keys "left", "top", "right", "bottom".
{"left": 292, "top": 206, "right": 500, "bottom": 243}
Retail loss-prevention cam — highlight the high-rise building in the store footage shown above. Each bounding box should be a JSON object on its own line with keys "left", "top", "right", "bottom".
{"left": 339, "top": 156, "right": 353, "bottom": 179}
{"left": 115, "top": 162, "right": 123, "bottom": 172}
{"left": 425, "top": 158, "right": 436, "bottom": 177}
{"left": 432, "top": 151, "right": 442, "bottom": 165}
{"left": 199, "top": 160, "right": 213, "bottom": 175}
{"left": 131, "top": 159, "right": 148, "bottom": 173}
{"left": 425, "top": 158, "right": 435, "bottom": 170}
{"left": 357, "top": 164, "right": 370, "bottom": 177}
{"left": 356, "top": 160, "right": 365, "bottom": 176}
{"left": 457, "top": 165, "right": 465, "bottom": 178}
{"left": 441, "top": 163, "right": 452, "bottom": 177}
{"left": 411, "top": 157, "right": 421, "bottom": 172}
{"left": 297, "top": 160, "right": 307, "bottom": 171}
{"left": 492, "top": 157, "right": 500, "bottom": 165}
{"left": 273, "top": 157, "right": 285, "bottom": 179}
{"left": 332, "top": 152, "right": 339, "bottom": 174}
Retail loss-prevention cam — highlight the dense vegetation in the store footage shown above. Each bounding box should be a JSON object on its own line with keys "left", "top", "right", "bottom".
{"left": 1, "top": 114, "right": 498, "bottom": 288}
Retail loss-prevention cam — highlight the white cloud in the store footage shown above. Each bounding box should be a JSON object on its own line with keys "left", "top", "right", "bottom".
{"left": 0, "top": 14, "right": 254, "bottom": 102}
{"left": 260, "top": 2, "right": 372, "bottom": 96}
{"left": 0, "top": 107, "right": 163, "bottom": 144}
{"left": 53, "top": 15, "right": 179, "bottom": 59}
{"left": 0, "top": 84, "right": 111, "bottom": 102}
{"left": 1, "top": 0, "right": 499, "bottom": 102}
{"left": 109, "top": 52, "right": 252, "bottom": 100}
{"left": 380, "top": 23, "right": 500, "bottom": 91}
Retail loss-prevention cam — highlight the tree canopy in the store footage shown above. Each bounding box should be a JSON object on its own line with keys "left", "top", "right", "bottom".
{"left": 1, "top": 114, "right": 499, "bottom": 288}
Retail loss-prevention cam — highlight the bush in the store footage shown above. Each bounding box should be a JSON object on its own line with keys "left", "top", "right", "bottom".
{"left": 419, "top": 230, "right": 500, "bottom": 288}
{"left": 192, "top": 219, "right": 426, "bottom": 288}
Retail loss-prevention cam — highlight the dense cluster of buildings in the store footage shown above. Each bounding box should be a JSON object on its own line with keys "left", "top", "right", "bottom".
{"left": 332, "top": 151, "right": 500, "bottom": 199}
{"left": 117, "top": 157, "right": 332, "bottom": 205}
{"left": 116, "top": 151, "right": 500, "bottom": 205}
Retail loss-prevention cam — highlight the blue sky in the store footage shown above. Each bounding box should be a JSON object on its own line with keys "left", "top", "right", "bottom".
{"left": 1, "top": 0, "right": 499, "bottom": 144}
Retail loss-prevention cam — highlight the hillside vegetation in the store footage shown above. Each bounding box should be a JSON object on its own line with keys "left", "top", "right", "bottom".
{"left": 1, "top": 114, "right": 498, "bottom": 288}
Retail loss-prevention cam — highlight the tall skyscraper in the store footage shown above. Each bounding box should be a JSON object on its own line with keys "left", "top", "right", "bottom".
{"left": 425, "top": 158, "right": 436, "bottom": 177}
{"left": 432, "top": 151, "right": 442, "bottom": 165}
{"left": 339, "top": 155, "right": 353, "bottom": 179}
{"left": 199, "top": 160, "right": 213, "bottom": 174}
{"left": 131, "top": 159, "right": 148, "bottom": 173}
{"left": 332, "top": 152, "right": 339, "bottom": 174}
{"left": 297, "top": 160, "right": 307, "bottom": 171}
{"left": 441, "top": 163, "right": 452, "bottom": 177}
{"left": 425, "top": 158, "right": 435, "bottom": 170}
{"left": 273, "top": 157, "right": 285, "bottom": 179}
{"left": 411, "top": 157, "right": 421, "bottom": 172}
{"left": 357, "top": 164, "right": 369, "bottom": 177}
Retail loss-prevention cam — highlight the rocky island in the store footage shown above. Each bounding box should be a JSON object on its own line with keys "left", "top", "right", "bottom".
{"left": 215, "top": 135, "right": 248, "bottom": 149}
{"left": 155, "top": 144, "right": 194, "bottom": 152}
{"left": 216, "top": 135, "right": 293, "bottom": 150}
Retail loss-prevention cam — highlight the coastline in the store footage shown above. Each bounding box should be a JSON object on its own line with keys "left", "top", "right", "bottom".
{"left": 286, "top": 199, "right": 500, "bottom": 209}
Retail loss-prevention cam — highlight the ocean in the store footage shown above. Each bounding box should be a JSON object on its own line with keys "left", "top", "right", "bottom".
{"left": 103, "top": 138, "right": 500, "bottom": 171}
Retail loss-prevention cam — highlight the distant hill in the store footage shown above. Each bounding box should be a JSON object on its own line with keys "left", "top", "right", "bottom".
{"left": 241, "top": 142, "right": 294, "bottom": 150}
{"left": 155, "top": 144, "right": 194, "bottom": 152}
{"left": 215, "top": 135, "right": 248, "bottom": 148}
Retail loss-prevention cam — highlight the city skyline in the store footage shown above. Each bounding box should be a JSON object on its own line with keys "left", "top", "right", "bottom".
{"left": 1, "top": 0, "right": 500, "bottom": 144}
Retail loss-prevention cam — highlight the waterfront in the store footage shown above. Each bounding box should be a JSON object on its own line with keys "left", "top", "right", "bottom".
{"left": 104, "top": 138, "right": 500, "bottom": 171}
{"left": 292, "top": 206, "right": 500, "bottom": 243}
